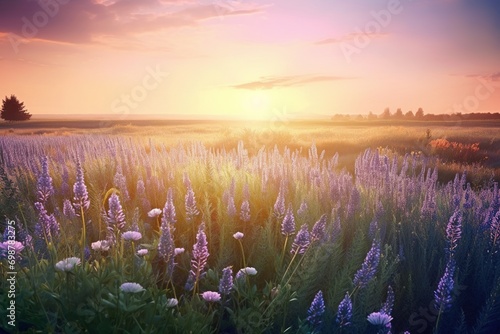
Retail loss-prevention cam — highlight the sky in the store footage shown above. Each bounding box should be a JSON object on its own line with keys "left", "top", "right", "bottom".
{"left": 0, "top": 0, "right": 499, "bottom": 120}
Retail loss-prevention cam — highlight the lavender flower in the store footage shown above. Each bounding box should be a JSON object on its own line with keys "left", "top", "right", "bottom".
{"left": 201, "top": 291, "right": 221, "bottom": 302}
{"left": 297, "top": 200, "right": 308, "bottom": 218}
{"left": 311, "top": 214, "right": 327, "bottom": 242}
{"left": 227, "top": 196, "right": 237, "bottom": 218}
{"left": 240, "top": 200, "right": 251, "bottom": 222}
{"left": 114, "top": 168, "right": 130, "bottom": 202}
{"left": 36, "top": 156, "right": 54, "bottom": 204}
{"left": 433, "top": 259, "right": 456, "bottom": 313}
{"left": 106, "top": 193, "right": 126, "bottom": 231}
{"left": 163, "top": 188, "right": 177, "bottom": 224}
{"left": 120, "top": 282, "right": 144, "bottom": 293}
{"left": 307, "top": 290, "right": 325, "bottom": 329}
{"left": 281, "top": 204, "right": 296, "bottom": 236}
{"left": 34, "top": 202, "right": 60, "bottom": 241}
{"left": 72, "top": 160, "right": 90, "bottom": 213}
{"left": 219, "top": 266, "right": 234, "bottom": 296}
{"left": 490, "top": 210, "right": 500, "bottom": 249}
{"left": 185, "top": 223, "right": 209, "bottom": 291}
{"left": 380, "top": 285, "right": 395, "bottom": 315}
{"left": 336, "top": 292, "right": 353, "bottom": 327}
{"left": 63, "top": 199, "right": 76, "bottom": 219}
{"left": 446, "top": 209, "right": 462, "bottom": 256}
{"left": 158, "top": 222, "right": 175, "bottom": 280}
{"left": 353, "top": 239, "right": 381, "bottom": 288}
{"left": 290, "top": 224, "right": 310, "bottom": 254}
{"left": 185, "top": 186, "right": 199, "bottom": 221}
{"left": 274, "top": 188, "right": 286, "bottom": 218}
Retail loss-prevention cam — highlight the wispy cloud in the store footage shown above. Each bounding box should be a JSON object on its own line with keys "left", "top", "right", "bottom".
{"left": 229, "top": 74, "right": 351, "bottom": 90}
{"left": 314, "top": 32, "right": 388, "bottom": 45}
{"left": 455, "top": 71, "right": 500, "bottom": 81}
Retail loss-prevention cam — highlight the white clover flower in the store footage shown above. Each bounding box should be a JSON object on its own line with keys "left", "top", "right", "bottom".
{"left": 122, "top": 231, "right": 142, "bottom": 241}
{"left": 137, "top": 249, "right": 148, "bottom": 256}
{"left": 166, "top": 298, "right": 178, "bottom": 308}
{"left": 239, "top": 267, "right": 257, "bottom": 276}
{"left": 201, "top": 291, "right": 221, "bottom": 302}
{"left": 120, "top": 282, "right": 145, "bottom": 293}
{"left": 55, "top": 257, "right": 81, "bottom": 272}
{"left": 174, "top": 248, "right": 185, "bottom": 255}
{"left": 148, "top": 208, "right": 162, "bottom": 218}
{"left": 91, "top": 240, "right": 110, "bottom": 252}
{"left": 233, "top": 232, "right": 244, "bottom": 240}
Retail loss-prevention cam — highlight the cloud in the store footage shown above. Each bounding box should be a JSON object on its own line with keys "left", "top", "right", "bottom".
{"left": 314, "top": 32, "right": 388, "bottom": 45}
{"left": 0, "top": 0, "right": 267, "bottom": 46}
{"left": 460, "top": 72, "right": 500, "bottom": 81}
{"left": 229, "top": 74, "right": 351, "bottom": 90}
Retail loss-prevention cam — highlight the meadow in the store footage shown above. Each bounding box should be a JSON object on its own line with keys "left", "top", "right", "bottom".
{"left": 1, "top": 119, "right": 500, "bottom": 333}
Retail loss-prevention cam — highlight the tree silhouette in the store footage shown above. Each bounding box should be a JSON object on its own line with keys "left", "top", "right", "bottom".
{"left": 1, "top": 95, "right": 32, "bottom": 121}
{"left": 415, "top": 107, "right": 424, "bottom": 118}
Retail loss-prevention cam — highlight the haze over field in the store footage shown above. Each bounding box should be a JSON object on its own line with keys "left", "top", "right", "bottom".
{"left": 0, "top": 0, "right": 499, "bottom": 120}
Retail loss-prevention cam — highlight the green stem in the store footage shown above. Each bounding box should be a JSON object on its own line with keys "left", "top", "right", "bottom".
{"left": 80, "top": 207, "right": 86, "bottom": 262}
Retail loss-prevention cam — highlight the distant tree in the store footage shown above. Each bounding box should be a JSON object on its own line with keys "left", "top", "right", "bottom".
{"left": 405, "top": 110, "right": 414, "bottom": 118}
{"left": 1, "top": 95, "right": 31, "bottom": 121}
{"left": 394, "top": 108, "right": 404, "bottom": 119}
{"left": 367, "top": 111, "right": 378, "bottom": 120}
{"left": 381, "top": 107, "right": 391, "bottom": 119}
{"left": 415, "top": 107, "right": 424, "bottom": 118}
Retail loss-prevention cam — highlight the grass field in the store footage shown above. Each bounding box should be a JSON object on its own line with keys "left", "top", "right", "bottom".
{"left": 1, "top": 119, "right": 500, "bottom": 333}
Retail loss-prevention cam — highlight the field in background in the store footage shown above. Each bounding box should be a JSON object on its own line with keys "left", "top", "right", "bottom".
{"left": 1, "top": 119, "right": 499, "bottom": 184}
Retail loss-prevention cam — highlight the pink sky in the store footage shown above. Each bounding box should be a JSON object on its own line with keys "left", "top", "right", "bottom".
{"left": 0, "top": 0, "right": 499, "bottom": 119}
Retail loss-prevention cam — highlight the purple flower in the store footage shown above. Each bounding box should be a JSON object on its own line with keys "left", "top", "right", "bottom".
{"left": 297, "top": 201, "right": 308, "bottom": 218}
{"left": 240, "top": 200, "right": 251, "bottom": 222}
{"left": 36, "top": 156, "right": 54, "bottom": 204}
{"left": 367, "top": 311, "right": 393, "bottom": 328}
{"left": 446, "top": 209, "right": 462, "bottom": 256}
{"left": 148, "top": 208, "right": 162, "bottom": 218}
{"left": 0, "top": 241, "right": 24, "bottom": 260}
{"left": 434, "top": 259, "right": 456, "bottom": 313}
{"left": 290, "top": 224, "right": 310, "bottom": 254}
{"left": 353, "top": 239, "right": 381, "bottom": 288}
{"left": 233, "top": 232, "right": 244, "bottom": 240}
{"left": 106, "top": 193, "right": 126, "bottom": 231}
{"left": 274, "top": 187, "right": 286, "bottom": 218}
{"left": 336, "top": 292, "right": 353, "bottom": 327}
{"left": 122, "top": 231, "right": 142, "bottom": 241}
{"left": 490, "top": 210, "right": 500, "bottom": 249}
{"left": 307, "top": 290, "right": 325, "bottom": 329}
{"left": 158, "top": 222, "right": 175, "bottom": 279}
{"left": 281, "top": 204, "right": 296, "bottom": 236}
{"left": 311, "top": 214, "right": 327, "bottom": 242}
{"left": 218, "top": 266, "right": 234, "bottom": 296}
{"left": 162, "top": 188, "right": 177, "bottom": 224}
{"left": 72, "top": 160, "right": 90, "bottom": 213}
{"left": 34, "top": 202, "right": 60, "bottom": 241}
{"left": 201, "top": 291, "right": 221, "bottom": 302}
{"left": 227, "top": 196, "right": 237, "bottom": 218}
{"left": 114, "top": 168, "right": 130, "bottom": 202}
{"left": 185, "top": 223, "right": 209, "bottom": 291}
{"left": 185, "top": 186, "right": 199, "bottom": 221}
{"left": 63, "top": 199, "right": 76, "bottom": 219}
{"left": 380, "top": 285, "right": 395, "bottom": 315}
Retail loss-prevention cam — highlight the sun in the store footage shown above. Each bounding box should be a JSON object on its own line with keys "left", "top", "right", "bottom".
{"left": 243, "top": 90, "right": 272, "bottom": 120}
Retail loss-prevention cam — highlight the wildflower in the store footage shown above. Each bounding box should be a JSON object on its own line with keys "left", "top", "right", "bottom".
{"left": 91, "top": 240, "right": 110, "bottom": 252}
{"left": 281, "top": 204, "right": 296, "bottom": 236}
{"left": 297, "top": 201, "right": 308, "bottom": 218}
{"left": 185, "top": 223, "right": 209, "bottom": 291}
{"left": 380, "top": 285, "right": 395, "bottom": 315}
{"left": 311, "top": 214, "right": 327, "bottom": 242}
{"left": 367, "top": 311, "right": 393, "bottom": 326}
{"left": 166, "top": 298, "right": 178, "bottom": 308}
{"left": 148, "top": 208, "right": 162, "bottom": 218}
{"left": 37, "top": 156, "right": 54, "bottom": 203}
{"left": 120, "top": 282, "right": 145, "bottom": 293}
{"left": 233, "top": 232, "right": 244, "bottom": 240}
{"left": 185, "top": 186, "right": 199, "bottom": 220}
{"left": 446, "top": 209, "right": 462, "bottom": 256}
{"left": 55, "top": 257, "right": 81, "bottom": 272}
{"left": 490, "top": 210, "right": 500, "bottom": 249}
{"left": 353, "top": 239, "right": 381, "bottom": 288}
{"left": 240, "top": 200, "right": 251, "bottom": 222}
{"left": 137, "top": 249, "right": 148, "bottom": 256}
{"left": 219, "top": 266, "right": 234, "bottom": 296}
{"left": 114, "top": 168, "right": 130, "bottom": 202}
{"left": 174, "top": 247, "right": 185, "bottom": 255}
{"left": 107, "top": 193, "right": 126, "bottom": 230}
{"left": 290, "top": 224, "right": 310, "bottom": 254}
{"left": 0, "top": 241, "right": 24, "bottom": 259}
{"left": 158, "top": 222, "right": 175, "bottom": 279}
{"left": 336, "top": 292, "right": 353, "bottom": 327}
{"left": 433, "top": 259, "right": 456, "bottom": 313}
{"left": 274, "top": 187, "right": 286, "bottom": 218}
{"left": 34, "top": 202, "right": 60, "bottom": 241}
{"left": 72, "top": 160, "right": 90, "bottom": 213}
{"left": 307, "top": 290, "right": 325, "bottom": 329}
{"left": 227, "top": 196, "right": 236, "bottom": 217}
{"left": 201, "top": 291, "right": 221, "bottom": 302}
{"left": 162, "top": 188, "right": 177, "bottom": 224}
{"left": 63, "top": 199, "right": 76, "bottom": 219}
{"left": 239, "top": 267, "right": 257, "bottom": 275}
{"left": 122, "top": 231, "right": 142, "bottom": 241}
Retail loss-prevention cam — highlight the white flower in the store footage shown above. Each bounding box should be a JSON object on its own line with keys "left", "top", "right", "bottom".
{"left": 239, "top": 267, "right": 257, "bottom": 276}
{"left": 55, "top": 257, "right": 81, "bottom": 272}
{"left": 148, "top": 208, "right": 162, "bottom": 218}
{"left": 166, "top": 298, "right": 178, "bottom": 308}
{"left": 120, "top": 282, "right": 145, "bottom": 293}
{"left": 91, "top": 240, "right": 110, "bottom": 252}
{"left": 367, "top": 312, "right": 393, "bottom": 326}
{"left": 137, "top": 249, "right": 148, "bottom": 256}
{"left": 174, "top": 248, "right": 185, "bottom": 255}
{"left": 233, "top": 232, "right": 244, "bottom": 240}
{"left": 122, "top": 231, "right": 142, "bottom": 241}
{"left": 201, "top": 291, "right": 221, "bottom": 302}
